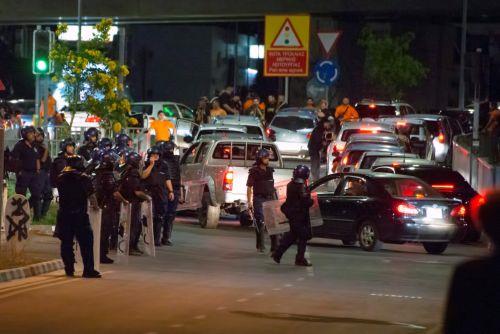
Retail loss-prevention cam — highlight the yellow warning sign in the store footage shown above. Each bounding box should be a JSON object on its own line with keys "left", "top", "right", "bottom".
{"left": 264, "top": 15, "right": 310, "bottom": 77}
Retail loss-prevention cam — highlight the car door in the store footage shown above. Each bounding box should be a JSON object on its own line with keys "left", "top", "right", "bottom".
{"left": 329, "top": 176, "right": 370, "bottom": 237}
{"left": 176, "top": 119, "right": 199, "bottom": 154}
{"left": 309, "top": 175, "right": 342, "bottom": 236}
{"left": 179, "top": 142, "right": 210, "bottom": 211}
{"left": 177, "top": 104, "right": 195, "bottom": 121}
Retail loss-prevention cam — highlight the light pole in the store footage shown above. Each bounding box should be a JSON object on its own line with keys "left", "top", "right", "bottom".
{"left": 458, "top": 0, "right": 468, "bottom": 110}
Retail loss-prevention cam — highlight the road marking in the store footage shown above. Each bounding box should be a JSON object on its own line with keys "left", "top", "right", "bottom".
{"left": 236, "top": 298, "right": 248, "bottom": 303}
{"left": 370, "top": 293, "right": 423, "bottom": 300}
{"left": 382, "top": 259, "right": 391, "bottom": 263}
{"left": 169, "top": 324, "right": 184, "bottom": 328}
{"left": 255, "top": 292, "right": 264, "bottom": 296}
{"left": 194, "top": 315, "right": 206, "bottom": 320}
{"left": 296, "top": 277, "right": 305, "bottom": 281}
{"left": 272, "top": 288, "right": 281, "bottom": 291}
{"left": 284, "top": 284, "right": 293, "bottom": 288}
{"left": 216, "top": 306, "right": 226, "bottom": 311}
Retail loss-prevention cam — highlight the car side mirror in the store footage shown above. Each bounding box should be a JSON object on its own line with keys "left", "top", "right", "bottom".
{"left": 183, "top": 135, "right": 193, "bottom": 143}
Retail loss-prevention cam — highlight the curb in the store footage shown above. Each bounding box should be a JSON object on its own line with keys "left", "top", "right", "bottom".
{"left": 0, "top": 259, "right": 64, "bottom": 283}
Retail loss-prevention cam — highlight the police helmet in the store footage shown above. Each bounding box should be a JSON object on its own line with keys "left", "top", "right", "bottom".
{"left": 147, "top": 146, "right": 161, "bottom": 159}
{"left": 98, "top": 137, "right": 113, "bottom": 150}
{"left": 293, "top": 165, "right": 310, "bottom": 183}
{"left": 98, "top": 149, "right": 118, "bottom": 170}
{"left": 125, "top": 151, "right": 142, "bottom": 169}
{"left": 157, "top": 140, "right": 176, "bottom": 157}
{"left": 90, "top": 147, "right": 103, "bottom": 162}
{"left": 35, "top": 127, "right": 45, "bottom": 139}
{"left": 255, "top": 148, "right": 270, "bottom": 163}
{"left": 20, "top": 126, "right": 36, "bottom": 140}
{"left": 84, "top": 127, "right": 99, "bottom": 141}
{"left": 59, "top": 138, "right": 76, "bottom": 152}
{"left": 65, "top": 155, "right": 85, "bottom": 172}
{"left": 114, "top": 133, "right": 131, "bottom": 148}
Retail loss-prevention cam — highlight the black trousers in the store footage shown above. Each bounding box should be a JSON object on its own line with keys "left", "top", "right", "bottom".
{"left": 100, "top": 203, "right": 118, "bottom": 258}
{"left": 309, "top": 150, "right": 321, "bottom": 181}
{"left": 163, "top": 188, "right": 180, "bottom": 241}
{"left": 151, "top": 193, "right": 166, "bottom": 244}
{"left": 57, "top": 211, "right": 95, "bottom": 274}
{"left": 39, "top": 170, "right": 53, "bottom": 217}
{"left": 129, "top": 202, "right": 142, "bottom": 250}
{"left": 274, "top": 220, "right": 310, "bottom": 262}
{"left": 16, "top": 171, "right": 43, "bottom": 219}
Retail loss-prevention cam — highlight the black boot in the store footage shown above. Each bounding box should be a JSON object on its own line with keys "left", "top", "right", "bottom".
{"left": 82, "top": 270, "right": 102, "bottom": 278}
{"left": 295, "top": 258, "right": 312, "bottom": 267}
{"left": 100, "top": 255, "right": 114, "bottom": 264}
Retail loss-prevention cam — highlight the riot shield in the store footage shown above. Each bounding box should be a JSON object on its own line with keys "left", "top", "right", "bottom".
{"left": 88, "top": 205, "right": 102, "bottom": 272}
{"left": 116, "top": 203, "right": 131, "bottom": 264}
{"left": 140, "top": 201, "right": 155, "bottom": 257}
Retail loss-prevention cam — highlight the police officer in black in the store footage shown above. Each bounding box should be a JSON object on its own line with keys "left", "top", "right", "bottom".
{"left": 12, "top": 126, "right": 43, "bottom": 221}
{"left": 246, "top": 148, "right": 279, "bottom": 253}
{"left": 142, "top": 145, "right": 173, "bottom": 246}
{"left": 94, "top": 149, "right": 124, "bottom": 263}
{"left": 55, "top": 155, "right": 101, "bottom": 278}
{"left": 118, "top": 151, "right": 151, "bottom": 256}
{"left": 114, "top": 133, "right": 133, "bottom": 173}
{"left": 272, "top": 165, "right": 314, "bottom": 266}
{"left": 98, "top": 137, "right": 113, "bottom": 151}
{"left": 158, "top": 141, "right": 180, "bottom": 246}
{"left": 50, "top": 138, "right": 76, "bottom": 187}
{"left": 34, "top": 128, "right": 53, "bottom": 219}
{"left": 77, "top": 127, "right": 99, "bottom": 161}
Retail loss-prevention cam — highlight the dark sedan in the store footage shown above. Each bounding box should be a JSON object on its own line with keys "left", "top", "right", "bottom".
{"left": 309, "top": 172, "right": 467, "bottom": 254}
{"left": 371, "top": 163, "right": 480, "bottom": 242}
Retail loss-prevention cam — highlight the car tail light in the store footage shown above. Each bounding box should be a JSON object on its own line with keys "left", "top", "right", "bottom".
{"left": 369, "top": 104, "right": 376, "bottom": 109}
{"left": 223, "top": 168, "right": 234, "bottom": 191}
{"left": 437, "top": 133, "right": 445, "bottom": 143}
{"left": 394, "top": 201, "right": 419, "bottom": 216}
{"left": 451, "top": 205, "right": 466, "bottom": 217}
{"left": 306, "top": 132, "right": 312, "bottom": 139}
{"left": 86, "top": 115, "right": 101, "bottom": 123}
{"left": 432, "top": 184, "right": 455, "bottom": 193}
{"left": 333, "top": 144, "right": 344, "bottom": 154}
{"left": 342, "top": 156, "right": 348, "bottom": 165}
{"left": 396, "top": 121, "right": 407, "bottom": 127}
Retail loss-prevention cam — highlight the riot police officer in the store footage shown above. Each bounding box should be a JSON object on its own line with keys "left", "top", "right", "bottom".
{"left": 78, "top": 127, "right": 99, "bottom": 161}
{"left": 55, "top": 155, "right": 101, "bottom": 278}
{"left": 98, "top": 137, "right": 113, "bottom": 151}
{"left": 34, "top": 128, "right": 53, "bottom": 218}
{"left": 142, "top": 145, "right": 172, "bottom": 246}
{"left": 50, "top": 138, "right": 76, "bottom": 187}
{"left": 272, "top": 165, "right": 314, "bottom": 266}
{"left": 158, "top": 141, "right": 179, "bottom": 246}
{"left": 118, "top": 151, "right": 151, "bottom": 255}
{"left": 246, "top": 148, "right": 279, "bottom": 253}
{"left": 114, "top": 133, "right": 133, "bottom": 173}
{"left": 94, "top": 149, "right": 123, "bottom": 263}
{"left": 12, "top": 126, "right": 43, "bottom": 220}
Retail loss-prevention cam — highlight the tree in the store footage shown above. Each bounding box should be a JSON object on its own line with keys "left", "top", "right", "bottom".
{"left": 358, "top": 28, "right": 428, "bottom": 100}
{"left": 50, "top": 18, "right": 131, "bottom": 134}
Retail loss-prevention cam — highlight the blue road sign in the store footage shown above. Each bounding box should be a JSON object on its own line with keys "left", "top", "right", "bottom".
{"left": 313, "top": 59, "right": 340, "bottom": 86}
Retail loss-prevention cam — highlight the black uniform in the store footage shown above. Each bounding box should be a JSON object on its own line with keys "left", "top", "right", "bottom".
{"left": 94, "top": 167, "right": 119, "bottom": 260}
{"left": 35, "top": 142, "right": 53, "bottom": 218}
{"left": 50, "top": 153, "right": 70, "bottom": 187}
{"left": 307, "top": 124, "right": 326, "bottom": 181}
{"left": 163, "top": 155, "right": 181, "bottom": 243}
{"left": 119, "top": 168, "right": 144, "bottom": 251}
{"left": 143, "top": 160, "right": 169, "bottom": 245}
{"left": 11, "top": 140, "right": 42, "bottom": 218}
{"left": 56, "top": 170, "right": 96, "bottom": 276}
{"left": 246, "top": 165, "right": 279, "bottom": 252}
{"left": 77, "top": 141, "right": 97, "bottom": 161}
{"left": 273, "top": 180, "right": 314, "bottom": 263}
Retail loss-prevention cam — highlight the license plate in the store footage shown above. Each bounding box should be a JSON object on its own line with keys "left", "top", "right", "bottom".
{"left": 426, "top": 207, "right": 443, "bottom": 219}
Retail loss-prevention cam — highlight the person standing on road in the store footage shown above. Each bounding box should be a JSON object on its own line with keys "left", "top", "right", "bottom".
{"left": 308, "top": 119, "right": 333, "bottom": 181}
{"left": 247, "top": 149, "right": 279, "bottom": 253}
{"left": 444, "top": 190, "right": 500, "bottom": 333}
{"left": 149, "top": 111, "right": 175, "bottom": 143}
{"left": 335, "top": 97, "right": 359, "bottom": 124}
{"left": 12, "top": 126, "right": 42, "bottom": 221}
{"left": 78, "top": 127, "right": 99, "bottom": 161}
{"left": 50, "top": 138, "right": 76, "bottom": 188}
{"left": 118, "top": 151, "right": 151, "bottom": 256}
{"left": 272, "top": 165, "right": 314, "bottom": 267}
{"left": 159, "top": 141, "right": 181, "bottom": 246}
{"left": 55, "top": 155, "right": 101, "bottom": 278}
{"left": 34, "top": 128, "right": 53, "bottom": 219}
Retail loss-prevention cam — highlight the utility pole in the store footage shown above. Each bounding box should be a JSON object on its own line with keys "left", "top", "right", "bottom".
{"left": 458, "top": 0, "right": 468, "bottom": 110}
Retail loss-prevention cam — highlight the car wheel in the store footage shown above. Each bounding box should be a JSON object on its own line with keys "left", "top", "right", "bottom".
{"left": 342, "top": 239, "right": 356, "bottom": 246}
{"left": 198, "top": 191, "right": 220, "bottom": 229}
{"left": 422, "top": 242, "right": 448, "bottom": 255}
{"left": 358, "top": 221, "right": 382, "bottom": 252}
{"left": 239, "top": 210, "right": 253, "bottom": 227}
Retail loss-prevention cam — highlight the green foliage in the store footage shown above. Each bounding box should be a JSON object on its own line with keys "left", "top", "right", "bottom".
{"left": 50, "top": 18, "right": 131, "bottom": 132}
{"left": 358, "top": 28, "right": 428, "bottom": 100}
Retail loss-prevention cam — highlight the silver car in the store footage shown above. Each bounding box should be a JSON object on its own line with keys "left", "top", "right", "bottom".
{"left": 211, "top": 115, "right": 266, "bottom": 140}
{"left": 346, "top": 133, "right": 402, "bottom": 147}
{"left": 189, "top": 124, "right": 247, "bottom": 143}
{"left": 268, "top": 108, "right": 318, "bottom": 159}
{"left": 335, "top": 143, "right": 405, "bottom": 173}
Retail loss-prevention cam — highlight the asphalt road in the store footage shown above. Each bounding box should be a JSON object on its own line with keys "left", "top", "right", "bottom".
{"left": 0, "top": 216, "right": 488, "bottom": 334}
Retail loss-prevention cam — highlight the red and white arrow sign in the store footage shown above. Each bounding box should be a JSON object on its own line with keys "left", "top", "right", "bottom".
{"left": 317, "top": 31, "right": 342, "bottom": 56}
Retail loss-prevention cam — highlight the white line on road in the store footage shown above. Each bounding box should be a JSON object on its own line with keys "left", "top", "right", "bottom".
{"left": 216, "top": 306, "right": 226, "bottom": 311}
{"left": 296, "top": 277, "right": 305, "bottom": 281}
{"left": 272, "top": 288, "right": 282, "bottom": 291}
{"left": 194, "top": 315, "right": 206, "bottom": 320}
{"left": 236, "top": 298, "right": 248, "bottom": 303}
{"left": 169, "top": 324, "right": 184, "bottom": 328}
{"left": 284, "top": 284, "right": 293, "bottom": 288}
{"left": 255, "top": 292, "right": 264, "bottom": 296}
{"left": 370, "top": 293, "right": 423, "bottom": 300}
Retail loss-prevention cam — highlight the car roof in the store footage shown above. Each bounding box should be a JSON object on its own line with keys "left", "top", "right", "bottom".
{"left": 327, "top": 171, "right": 422, "bottom": 181}
{"left": 361, "top": 151, "right": 418, "bottom": 158}
{"left": 348, "top": 133, "right": 399, "bottom": 142}
{"left": 213, "top": 115, "right": 262, "bottom": 125}
{"left": 198, "top": 124, "right": 247, "bottom": 131}
{"left": 357, "top": 99, "right": 411, "bottom": 106}
{"left": 404, "top": 114, "right": 444, "bottom": 121}
{"left": 339, "top": 121, "right": 395, "bottom": 131}
{"left": 372, "top": 157, "right": 436, "bottom": 167}
{"left": 344, "top": 143, "right": 403, "bottom": 152}
{"left": 276, "top": 108, "right": 317, "bottom": 117}
{"left": 379, "top": 117, "right": 426, "bottom": 125}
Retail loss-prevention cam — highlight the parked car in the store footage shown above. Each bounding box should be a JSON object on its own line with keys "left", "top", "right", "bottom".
{"left": 267, "top": 108, "right": 318, "bottom": 159}
{"left": 334, "top": 143, "right": 405, "bottom": 173}
{"left": 354, "top": 151, "right": 420, "bottom": 171}
{"left": 371, "top": 162, "right": 480, "bottom": 242}
{"left": 309, "top": 172, "right": 467, "bottom": 254}
{"left": 355, "top": 99, "right": 418, "bottom": 119}
{"left": 212, "top": 115, "right": 266, "bottom": 140}
{"left": 346, "top": 133, "right": 402, "bottom": 147}
{"left": 327, "top": 121, "right": 396, "bottom": 173}
{"left": 371, "top": 157, "right": 436, "bottom": 170}
{"left": 403, "top": 114, "right": 465, "bottom": 165}
{"left": 187, "top": 124, "right": 248, "bottom": 143}
{"left": 7, "top": 99, "right": 36, "bottom": 126}
{"left": 177, "top": 138, "right": 292, "bottom": 228}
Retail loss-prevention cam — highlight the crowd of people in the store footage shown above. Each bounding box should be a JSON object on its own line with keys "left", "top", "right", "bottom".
{"left": 8, "top": 126, "right": 182, "bottom": 278}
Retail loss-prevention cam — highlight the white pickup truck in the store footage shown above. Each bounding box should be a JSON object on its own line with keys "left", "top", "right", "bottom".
{"left": 177, "top": 138, "right": 293, "bottom": 228}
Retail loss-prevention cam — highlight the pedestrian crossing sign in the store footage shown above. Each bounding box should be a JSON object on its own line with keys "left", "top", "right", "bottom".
{"left": 265, "top": 15, "right": 310, "bottom": 77}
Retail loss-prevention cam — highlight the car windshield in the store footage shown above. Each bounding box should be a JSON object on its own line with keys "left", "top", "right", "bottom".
{"left": 131, "top": 104, "right": 153, "bottom": 115}
{"left": 246, "top": 126, "right": 263, "bottom": 137}
{"left": 271, "top": 116, "right": 314, "bottom": 131}
{"left": 401, "top": 169, "right": 468, "bottom": 188}
{"left": 425, "top": 120, "right": 442, "bottom": 136}
{"left": 360, "top": 155, "right": 392, "bottom": 169}
{"left": 341, "top": 129, "right": 392, "bottom": 142}
{"left": 378, "top": 178, "right": 443, "bottom": 198}
{"left": 357, "top": 105, "right": 396, "bottom": 118}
